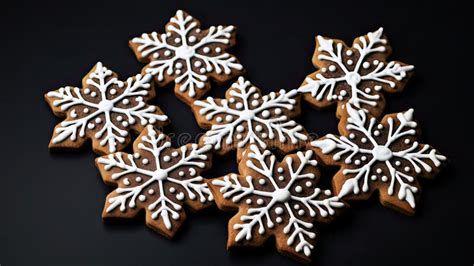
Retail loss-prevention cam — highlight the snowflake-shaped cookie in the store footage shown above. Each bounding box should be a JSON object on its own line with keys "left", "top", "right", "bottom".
{"left": 209, "top": 145, "right": 343, "bottom": 262}
{"left": 311, "top": 104, "right": 446, "bottom": 215}
{"left": 192, "top": 77, "right": 308, "bottom": 161}
{"left": 130, "top": 10, "right": 244, "bottom": 104}
{"left": 298, "top": 27, "right": 414, "bottom": 117}
{"left": 45, "top": 62, "right": 168, "bottom": 154}
{"left": 96, "top": 125, "right": 213, "bottom": 238}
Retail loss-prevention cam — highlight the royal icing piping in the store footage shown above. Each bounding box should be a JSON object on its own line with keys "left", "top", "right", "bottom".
{"left": 298, "top": 28, "right": 414, "bottom": 114}
{"left": 312, "top": 104, "right": 446, "bottom": 209}
{"left": 97, "top": 125, "right": 213, "bottom": 233}
{"left": 211, "top": 145, "right": 343, "bottom": 258}
{"left": 46, "top": 62, "right": 168, "bottom": 154}
{"left": 131, "top": 10, "right": 243, "bottom": 100}
{"left": 193, "top": 77, "right": 307, "bottom": 157}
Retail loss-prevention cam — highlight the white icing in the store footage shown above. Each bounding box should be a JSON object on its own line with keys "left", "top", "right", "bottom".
{"left": 46, "top": 62, "right": 168, "bottom": 153}
{"left": 131, "top": 10, "right": 243, "bottom": 98}
{"left": 211, "top": 145, "right": 343, "bottom": 258}
{"left": 298, "top": 28, "right": 414, "bottom": 113}
{"left": 194, "top": 77, "right": 307, "bottom": 155}
{"left": 97, "top": 126, "right": 213, "bottom": 231}
{"left": 311, "top": 104, "right": 446, "bottom": 209}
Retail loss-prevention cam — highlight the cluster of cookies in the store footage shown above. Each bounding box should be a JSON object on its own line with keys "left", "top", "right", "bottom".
{"left": 45, "top": 10, "right": 446, "bottom": 263}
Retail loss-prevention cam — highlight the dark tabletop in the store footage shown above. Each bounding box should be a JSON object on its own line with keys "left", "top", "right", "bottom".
{"left": 1, "top": 0, "right": 472, "bottom": 265}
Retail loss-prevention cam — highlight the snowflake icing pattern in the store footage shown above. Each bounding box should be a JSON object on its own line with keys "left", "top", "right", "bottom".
{"left": 192, "top": 77, "right": 308, "bottom": 161}
{"left": 45, "top": 62, "right": 168, "bottom": 154}
{"left": 96, "top": 125, "right": 213, "bottom": 238}
{"left": 210, "top": 145, "right": 343, "bottom": 262}
{"left": 312, "top": 104, "right": 446, "bottom": 214}
{"left": 130, "top": 10, "right": 244, "bottom": 103}
{"left": 298, "top": 27, "right": 414, "bottom": 117}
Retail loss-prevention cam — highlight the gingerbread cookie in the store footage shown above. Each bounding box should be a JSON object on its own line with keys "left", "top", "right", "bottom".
{"left": 311, "top": 104, "right": 446, "bottom": 215}
{"left": 192, "top": 77, "right": 308, "bottom": 161}
{"left": 209, "top": 145, "right": 344, "bottom": 263}
{"left": 298, "top": 27, "right": 414, "bottom": 117}
{"left": 130, "top": 10, "right": 244, "bottom": 104}
{"left": 96, "top": 125, "right": 213, "bottom": 238}
{"left": 45, "top": 62, "right": 168, "bottom": 154}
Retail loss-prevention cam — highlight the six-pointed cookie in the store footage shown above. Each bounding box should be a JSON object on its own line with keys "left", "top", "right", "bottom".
{"left": 96, "top": 125, "right": 213, "bottom": 238}
{"left": 130, "top": 10, "right": 244, "bottom": 104}
{"left": 209, "top": 145, "right": 344, "bottom": 263}
{"left": 298, "top": 28, "right": 414, "bottom": 118}
{"left": 191, "top": 77, "right": 308, "bottom": 161}
{"left": 45, "top": 62, "right": 169, "bottom": 154}
{"left": 311, "top": 104, "right": 446, "bottom": 215}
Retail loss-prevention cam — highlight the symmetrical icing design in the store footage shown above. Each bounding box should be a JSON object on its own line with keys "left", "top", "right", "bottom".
{"left": 298, "top": 28, "right": 414, "bottom": 117}
{"left": 96, "top": 125, "right": 213, "bottom": 238}
{"left": 192, "top": 77, "right": 308, "bottom": 161}
{"left": 45, "top": 62, "right": 168, "bottom": 154}
{"left": 130, "top": 10, "right": 243, "bottom": 103}
{"left": 311, "top": 104, "right": 446, "bottom": 214}
{"left": 209, "top": 145, "right": 343, "bottom": 262}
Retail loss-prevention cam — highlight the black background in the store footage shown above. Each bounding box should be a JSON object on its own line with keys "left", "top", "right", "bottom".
{"left": 1, "top": 0, "right": 472, "bottom": 265}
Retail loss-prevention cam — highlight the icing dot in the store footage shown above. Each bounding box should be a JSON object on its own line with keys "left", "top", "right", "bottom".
{"left": 203, "top": 47, "right": 210, "bottom": 53}
{"left": 110, "top": 89, "right": 117, "bottom": 95}
{"left": 215, "top": 47, "right": 222, "bottom": 53}
{"left": 376, "top": 168, "right": 382, "bottom": 174}
{"left": 148, "top": 189, "right": 155, "bottom": 195}
{"left": 122, "top": 99, "right": 129, "bottom": 105}
{"left": 188, "top": 36, "right": 197, "bottom": 42}
{"left": 236, "top": 125, "right": 244, "bottom": 132}
{"left": 172, "top": 151, "right": 179, "bottom": 157}
{"left": 169, "top": 187, "right": 176, "bottom": 193}
{"left": 363, "top": 62, "right": 370, "bottom": 69}
{"left": 361, "top": 156, "right": 367, "bottom": 161}
{"left": 349, "top": 133, "right": 355, "bottom": 139}
{"left": 251, "top": 100, "right": 259, "bottom": 107}
{"left": 123, "top": 178, "right": 130, "bottom": 186}
{"left": 347, "top": 59, "right": 353, "bottom": 65}
{"left": 377, "top": 124, "right": 383, "bottom": 130}
{"left": 216, "top": 117, "right": 223, "bottom": 123}
{"left": 321, "top": 67, "right": 327, "bottom": 73}
{"left": 294, "top": 204, "right": 300, "bottom": 210}
{"left": 261, "top": 133, "right": 268, "bottom": 139}
{"left": 381, "top": 176, "right": 388, "bottom": 182}
{"left": 87, "top": 123, "right": 95, "bottom": 129}
{"left": 305, "top": 181, "right": 312, "bottom": 187}
{"left": 90, "top": 92, "right": 97, "bottom": 97}
{"left": 295, "top": 186, "right": 303, "bottom": 193}
{"left": 395, "top": 161, "right": 401, "bottom": 166}
{"left": 236, "top": 134, "right": 242, "bottom": 140}
{"left": 361, "top": 137, "right": 367, "bottom": 143}
{"left": 122, "top": 121, "right": 129, "bottom": 127}
{"left": 404, "top": 139, "right": 410, "bottom": 144}
{"left": 257, "top": 199, "right": 264, "bottom": 205}
{"left": 275, "top": 207, "right": 284, "bottom": 215}
{"left": 278, "top": 176, "right": 285, "bottom": 181}
{"left": 345, "top": 50, "right": 353, "bottom": 56}
{"left": 329, "top": 65, "right": 336, "bottom": 72}
{"left": 374, "top": 85, "right": 382, "bottom": 91}
{"left": 163, "top": 155, "right": 171, "bottom": 162}
{"left": 194, "top": 61, "right": 202, "bottom": 67}
{"left": 258, "top": 179, "right": 266, "bottom": 185}
{"left": 340, "top": 90, "right": 347, "bottom": 96}
{"left": 404, "top": 167, "right": 410, "bottom": 172}
{"left": 246, "top": 199, "right": 252, "bottom": 204}
{"left": 142, "top": 159, "right": 149, "bottom": 165}
{"left": 355, "top": 160, "right": 361, "bottom": 165}
{"left": 229, "top": 98, "right": 235, "bottom": 103}
{"left": 135, "top": 177, "right": 142, "bottom": 182}
{"left": 95, "top": 117, "right": 102, "bottom": 124}
{"left": 175, "top": 62, "right": 183, "bottom": 69}
{"left": 276, "top": 217, "right": 283, "bottom": 223}
{"left": 277, "top": 167, "right": 284, "bottom": 173}
{"left": 138, "top": 195, "right": 146, "bottom": 202}
{"left": 373, "top": 60, "right": 379, "bottom": 65}
{"left": 164, "top": 50, "right": 171, "bottom": 56}
{"left": 199, "top": 68, "right": 206, "bottom": 74}
{"left": 225, "top": 115, "right": 233, "bottom": 122}
{"left": 262, "top": 110, "right": 270, "bottom": 118}
{"left": 116, "top": 116, "right": 123, "bottom": 122}
{"left": 153, "top": 53, "right": 159, "bottom": 58}
{"left": 235, "top": 102, "right": 243, "bottom": 109}
{"left": 324, "top": 190, "right": 332, "bottom": 196}
{"left": 178, "top": 171, "right": 185, "bottom": 176}
{"left": 255, "top": 125, "right": 263, "bottom": 132}
{"left": 374, "top": 130, "right": 380, "bottom": 136}
{"left": 253, "top": 93, "right": 260, "bottom": 99}
{"left": 174, "top": 37, "right": 181, "bottom": 43}
{"left": 84, "top": 88, "right": 90, "bottom": 94}
{"left": 274, "top": 108, "right": 282, "bottom": 115}
{"left": 134, "top": 153, "right": 140, "bottom": 159}
{"left": 371, "top": 175, "right": 377, "bottom": 181}
{"left": 298, "top": 210, "right": 305, "bottom": 216}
